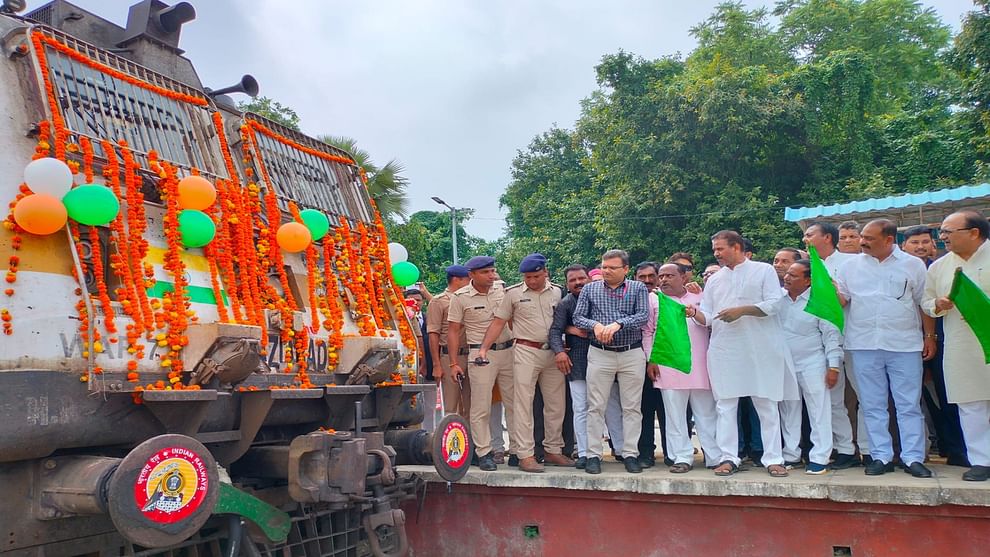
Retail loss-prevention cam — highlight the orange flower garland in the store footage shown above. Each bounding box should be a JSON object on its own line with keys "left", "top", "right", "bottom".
{"left": 244, "top": 119, "right": 355, "bottom": 166}
{"left": 34, "top": 32, "right": 208, "bottom": 107}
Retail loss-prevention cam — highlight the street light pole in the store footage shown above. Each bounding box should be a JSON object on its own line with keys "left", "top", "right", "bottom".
{"left": 431, "top": 196, "right": 459, "bottom": 265}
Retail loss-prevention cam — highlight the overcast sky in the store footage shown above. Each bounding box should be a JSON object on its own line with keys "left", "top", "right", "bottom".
{"left": 68, "top": 0, "right": 977, "bottom": 239}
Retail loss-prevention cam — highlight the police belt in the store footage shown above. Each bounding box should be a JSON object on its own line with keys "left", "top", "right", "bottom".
{"left": 590, "top": 340, "right": 643, "bottom": 353}
{"left": 467, "top": 340, "right": 515, "bottom": 351}
{"left": 515, "top": 338, "right": 551, "bottom": 350}
{"left": 439, "top": 345, "right": 469, "bottom": 356}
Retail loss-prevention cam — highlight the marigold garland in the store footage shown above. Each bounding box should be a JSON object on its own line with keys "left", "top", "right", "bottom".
{"left": 244, "top": 119, "right": 355, "bottom": 166}
{"left": 34, "top": 31, "right": 208, "bottom": 107}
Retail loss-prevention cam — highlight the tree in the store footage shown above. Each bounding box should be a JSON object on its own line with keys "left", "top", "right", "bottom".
{"left": 950, "top": 0, "right": 990, "bottom": 178}
{"left": 318, "top": 136, "right": 410, "bottom": 220}
{"left": 385, "top": 210, "right": 486, "bottom": 293}
{"left": 236, "top": 96, "right": 301, "bottom": 130}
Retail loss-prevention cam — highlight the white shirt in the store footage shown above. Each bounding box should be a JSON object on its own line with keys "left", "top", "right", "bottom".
{"left": 777, "top": 288, "right": 843, "bottom": 373}
{"left": 699, "top": 259, "right": 799, "bottom": 401}
{"left": 823, "top": 250, "right": 856, "bottom": 278}
{"left": 835, "top": 245, "right": 927, "bottom": 352}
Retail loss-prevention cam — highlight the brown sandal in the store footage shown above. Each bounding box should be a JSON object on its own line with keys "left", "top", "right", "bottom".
{"left": 714, "top": 461, "right": 738, "bottom": 476}
{"left": 767, "top": 464, "right": 789, "bottom": 477}
{"left": 670, "top": 462, "right": 693, "bottom": 474}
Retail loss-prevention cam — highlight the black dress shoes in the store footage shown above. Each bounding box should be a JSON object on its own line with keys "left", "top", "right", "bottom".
{"left": 585, "top": 457, "right": 602, "bottom": 475}
{"left": 575, "top": 456, "right": 587, "bottom": 470}
{"left": 624, "top": 457, "right": 643, "bottom": 474}
{"left": 638, "top": 456, "right": 655, "bottom": 468}
{"left": 478, "top": 453, "right": 497, "bottom": 471}
{"left": 904, "top": 462, "right": 933, "bottom": 478}
{"left": 507, "top": 454, "right": 519, "bottom": 467}
{"left": 864, "top": 459, "right": 895, "bottom": 475}
{"left": 963, "top": 465, "right": 990, "bottom": 482}
{"left": 831, "top": 453, "right": 862, "bottom": 470}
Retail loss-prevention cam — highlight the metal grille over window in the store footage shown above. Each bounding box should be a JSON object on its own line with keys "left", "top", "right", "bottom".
{"left": 243, "top": 114, "right": 375, "bottom": 224}
{"left": 32, "top": 28, "right": 226, "bottom": 178}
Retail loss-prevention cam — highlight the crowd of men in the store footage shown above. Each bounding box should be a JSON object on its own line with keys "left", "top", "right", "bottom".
{"left": 406, "top": 210, "right": 990, "bottom": 482}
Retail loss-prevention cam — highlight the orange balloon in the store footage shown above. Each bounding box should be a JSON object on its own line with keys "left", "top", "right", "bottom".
{"left": 13, "top": 193, "right": 67, "bottom": 235}
{"left": 276, "top": 222, "right": 312, "bottom": 253}
{"left": 177, "top": 175, "right": 217, "bottom": 210}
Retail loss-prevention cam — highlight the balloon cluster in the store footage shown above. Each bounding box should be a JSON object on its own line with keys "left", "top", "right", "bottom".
{"left": 13, "top": 158, "right": 120, "bottom": 236}
{"left": 277, "top": 208, "right": 329, "bottom": 252}
{"left": 176, "top": 176, "right": 217, "bottom": 248}
{"left": 388, "top": 242, "right": 420, "bottom": 287}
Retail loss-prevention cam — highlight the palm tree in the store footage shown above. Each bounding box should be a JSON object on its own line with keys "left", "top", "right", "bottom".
{"left": 318, "top": 135, "right": 409, "bottom": 220}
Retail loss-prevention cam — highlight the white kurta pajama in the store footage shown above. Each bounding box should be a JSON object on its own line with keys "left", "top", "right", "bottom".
{"left": 822, "top": 251, "right": 862, "bottom": 456}
{"left": 777, "top": 289, "right": 844, "bottom": 466}
{"left": 923, "top": 240, "right": 990, "bottom": 467}
{"left": 699, "top": 260, "right": 799, "bottom": 467}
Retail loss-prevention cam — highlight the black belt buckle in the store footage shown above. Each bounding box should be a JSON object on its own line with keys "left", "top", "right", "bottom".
{"left": 472, "top": 357, "right": 490, "bottom": 367}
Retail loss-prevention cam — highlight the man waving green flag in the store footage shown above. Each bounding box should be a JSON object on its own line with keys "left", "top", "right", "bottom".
{"left": 805, "top": 245, "right": 845, "bottom": 333}
{"left": 648, "top": 292, "right": 692, "bottom": 374}
{"left": 949, "top": 268, "right": 990, "bottom": 364}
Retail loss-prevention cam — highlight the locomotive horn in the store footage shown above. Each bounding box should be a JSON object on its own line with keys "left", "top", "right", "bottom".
{"left": 207, "top": 74, "right": 259, "bottom": 98}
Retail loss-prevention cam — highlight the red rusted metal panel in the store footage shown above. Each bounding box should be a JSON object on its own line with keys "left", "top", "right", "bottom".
{"left": 404, "top": 484, "right": 990, "bottom": 557}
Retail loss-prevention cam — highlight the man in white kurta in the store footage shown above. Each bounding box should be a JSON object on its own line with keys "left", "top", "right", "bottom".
{"left": 922, "top": 211, "right": 990, "bottom": 481}
{"left": 643, "top": 263, "right": 719, "bottom": 472}
{"left": 804, "top": 221, "right": 862, "bottom": 468}
{"left": 777, "top": 261, "right": 843, "bottom": 474}
{"left": 687, "top": 231, "right": 799, "bottom": 477}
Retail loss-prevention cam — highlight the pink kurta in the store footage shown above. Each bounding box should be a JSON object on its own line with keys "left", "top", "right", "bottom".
{"left": 642, "top": 290, "right": 712, "bottom": 390}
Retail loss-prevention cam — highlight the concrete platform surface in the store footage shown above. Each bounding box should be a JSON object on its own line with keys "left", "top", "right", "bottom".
{"left": 399, "top": 460, "right": 990, "bottom": 507}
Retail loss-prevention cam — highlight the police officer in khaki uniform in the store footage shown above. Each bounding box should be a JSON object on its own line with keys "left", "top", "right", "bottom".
{"left": 448, "top": 256, "right": 517, "bottom": 471}
{"left": 479, "top": 254, "right": 574, "bottom": 473}
{"left": 426, "top": 265, "right": 472, "bottom": 416}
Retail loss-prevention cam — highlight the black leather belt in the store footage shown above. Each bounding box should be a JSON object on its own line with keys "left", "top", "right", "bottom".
{"left": 439, "top": 345, "right": 468, "bottom": 356}
{"left": 467, "top": 340, "right": 515, "bottom": 351}
{"left": 590, "top": 341, "right": 643, "bottom": 353}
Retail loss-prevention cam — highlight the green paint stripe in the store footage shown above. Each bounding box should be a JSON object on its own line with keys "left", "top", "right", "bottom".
{"left": 147, "top": 281, "right": 229, "bottom": 305}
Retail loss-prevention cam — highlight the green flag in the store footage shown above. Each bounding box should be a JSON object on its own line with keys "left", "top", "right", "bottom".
{"left": 648, "top": 292, "right": 692, "bottom": 374}
{"left": 805, "top": 245, "right": 845, "bottom": 333}
{"left": 948, "top": 268, "right": 990, "bottom": 365}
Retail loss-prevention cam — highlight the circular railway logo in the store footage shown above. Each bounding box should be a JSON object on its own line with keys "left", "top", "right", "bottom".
{"left": 133, "top": 447, "right": 210, "bottom": 524}
{"left": 441, "top": 421, "right": 469, "bottom": 468}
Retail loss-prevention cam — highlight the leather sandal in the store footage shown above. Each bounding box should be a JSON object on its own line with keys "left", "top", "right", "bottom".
{"left": 767, "top": 464, "right": 789, "bottom": 477}
{"left": 670, "top": 462, "right": 693, "bottom": 474}
{"left": 714, "top": 461, "right": 738, "bottom": 476}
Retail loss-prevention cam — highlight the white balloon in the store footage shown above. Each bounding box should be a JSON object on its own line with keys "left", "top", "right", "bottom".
{"left": 24, "top": 158, "right": 73, "bottom": 198}
{"left": 388, "top": 242, "right": 408, "bottom": 263}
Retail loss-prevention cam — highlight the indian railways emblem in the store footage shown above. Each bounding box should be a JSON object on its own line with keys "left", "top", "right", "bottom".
{"left": 133, "top": 447, "right": 209, "bottom": 524}
{"left": 441, "top": 421, "right": 469, "bottom": 468}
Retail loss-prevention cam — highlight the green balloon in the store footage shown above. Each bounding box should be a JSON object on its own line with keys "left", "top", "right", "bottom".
{"left": 62, "top": 184, "right": 120, "bottom": 226}
{"left": 178, "top": 209, "right": 216, "bottom": 248}
{"left": 300, "top": 208, "right": 330, "bottom": 240}
{"left": 391, "top": 261, "right": 420, "bottom": 287}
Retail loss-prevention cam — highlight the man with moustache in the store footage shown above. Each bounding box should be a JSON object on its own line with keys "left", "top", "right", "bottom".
{"left": 635, "top": 261, "right": 668, "bottom": 467}
{"left": 835, "top": 219, "right": 935, "bottom": 478}
{"left": 427, "top": 265, "right": 472, "bottom": 416}
{"left": 686, "top": 231, "right": 799, "bottom": 477}
{"left": 644, "top": 263, "right": 719, "bottom": 472}
{"left": 923, "top": 211, "right": 990, "bottom": 480}
{"left": 778, "top": 260, "right": 843, "bottom": 474}
{"left": 478, "top": 254, "right": 573, "bottom": 473}
{"left": 773, "top": 248, "right": 802, "bottom": 286}
{"left": 447, "top": 256, "right": 517, "bottom": 471}
{"left": 903, "top": 225, "right": 969, "bottom": 467}
{"left": 838, "top": 221, "right": 862, "bottom": 254}
{"left": 803, "top": 221, "right": 862, "bottom": 469}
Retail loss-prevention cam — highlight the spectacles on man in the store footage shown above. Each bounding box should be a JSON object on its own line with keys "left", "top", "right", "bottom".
{"left": 938, "top": 227, "right": 975, "bottom": 236}
{"left": 600, "top": 264, "right": 627, "bottom": 271}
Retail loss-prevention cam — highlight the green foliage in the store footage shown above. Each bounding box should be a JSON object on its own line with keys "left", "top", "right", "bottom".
{"left": 499, "top": 0, "right": 983, "bottom": 270}
{"left": 236, "top": 96, "right": 301, "bottom": 131}
{"left": 384, "top": 210, "right": 487, "bottom": 294}
{"left": 950, "top": 0, "right": 990, "bottom": 178}
{"left": 318, "top": 136, "right": 409, "bottom": 220}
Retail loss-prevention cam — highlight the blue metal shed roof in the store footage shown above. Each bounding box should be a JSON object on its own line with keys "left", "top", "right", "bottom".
{"left": 784, "top": 184, "right": 990, "bottom": 222}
